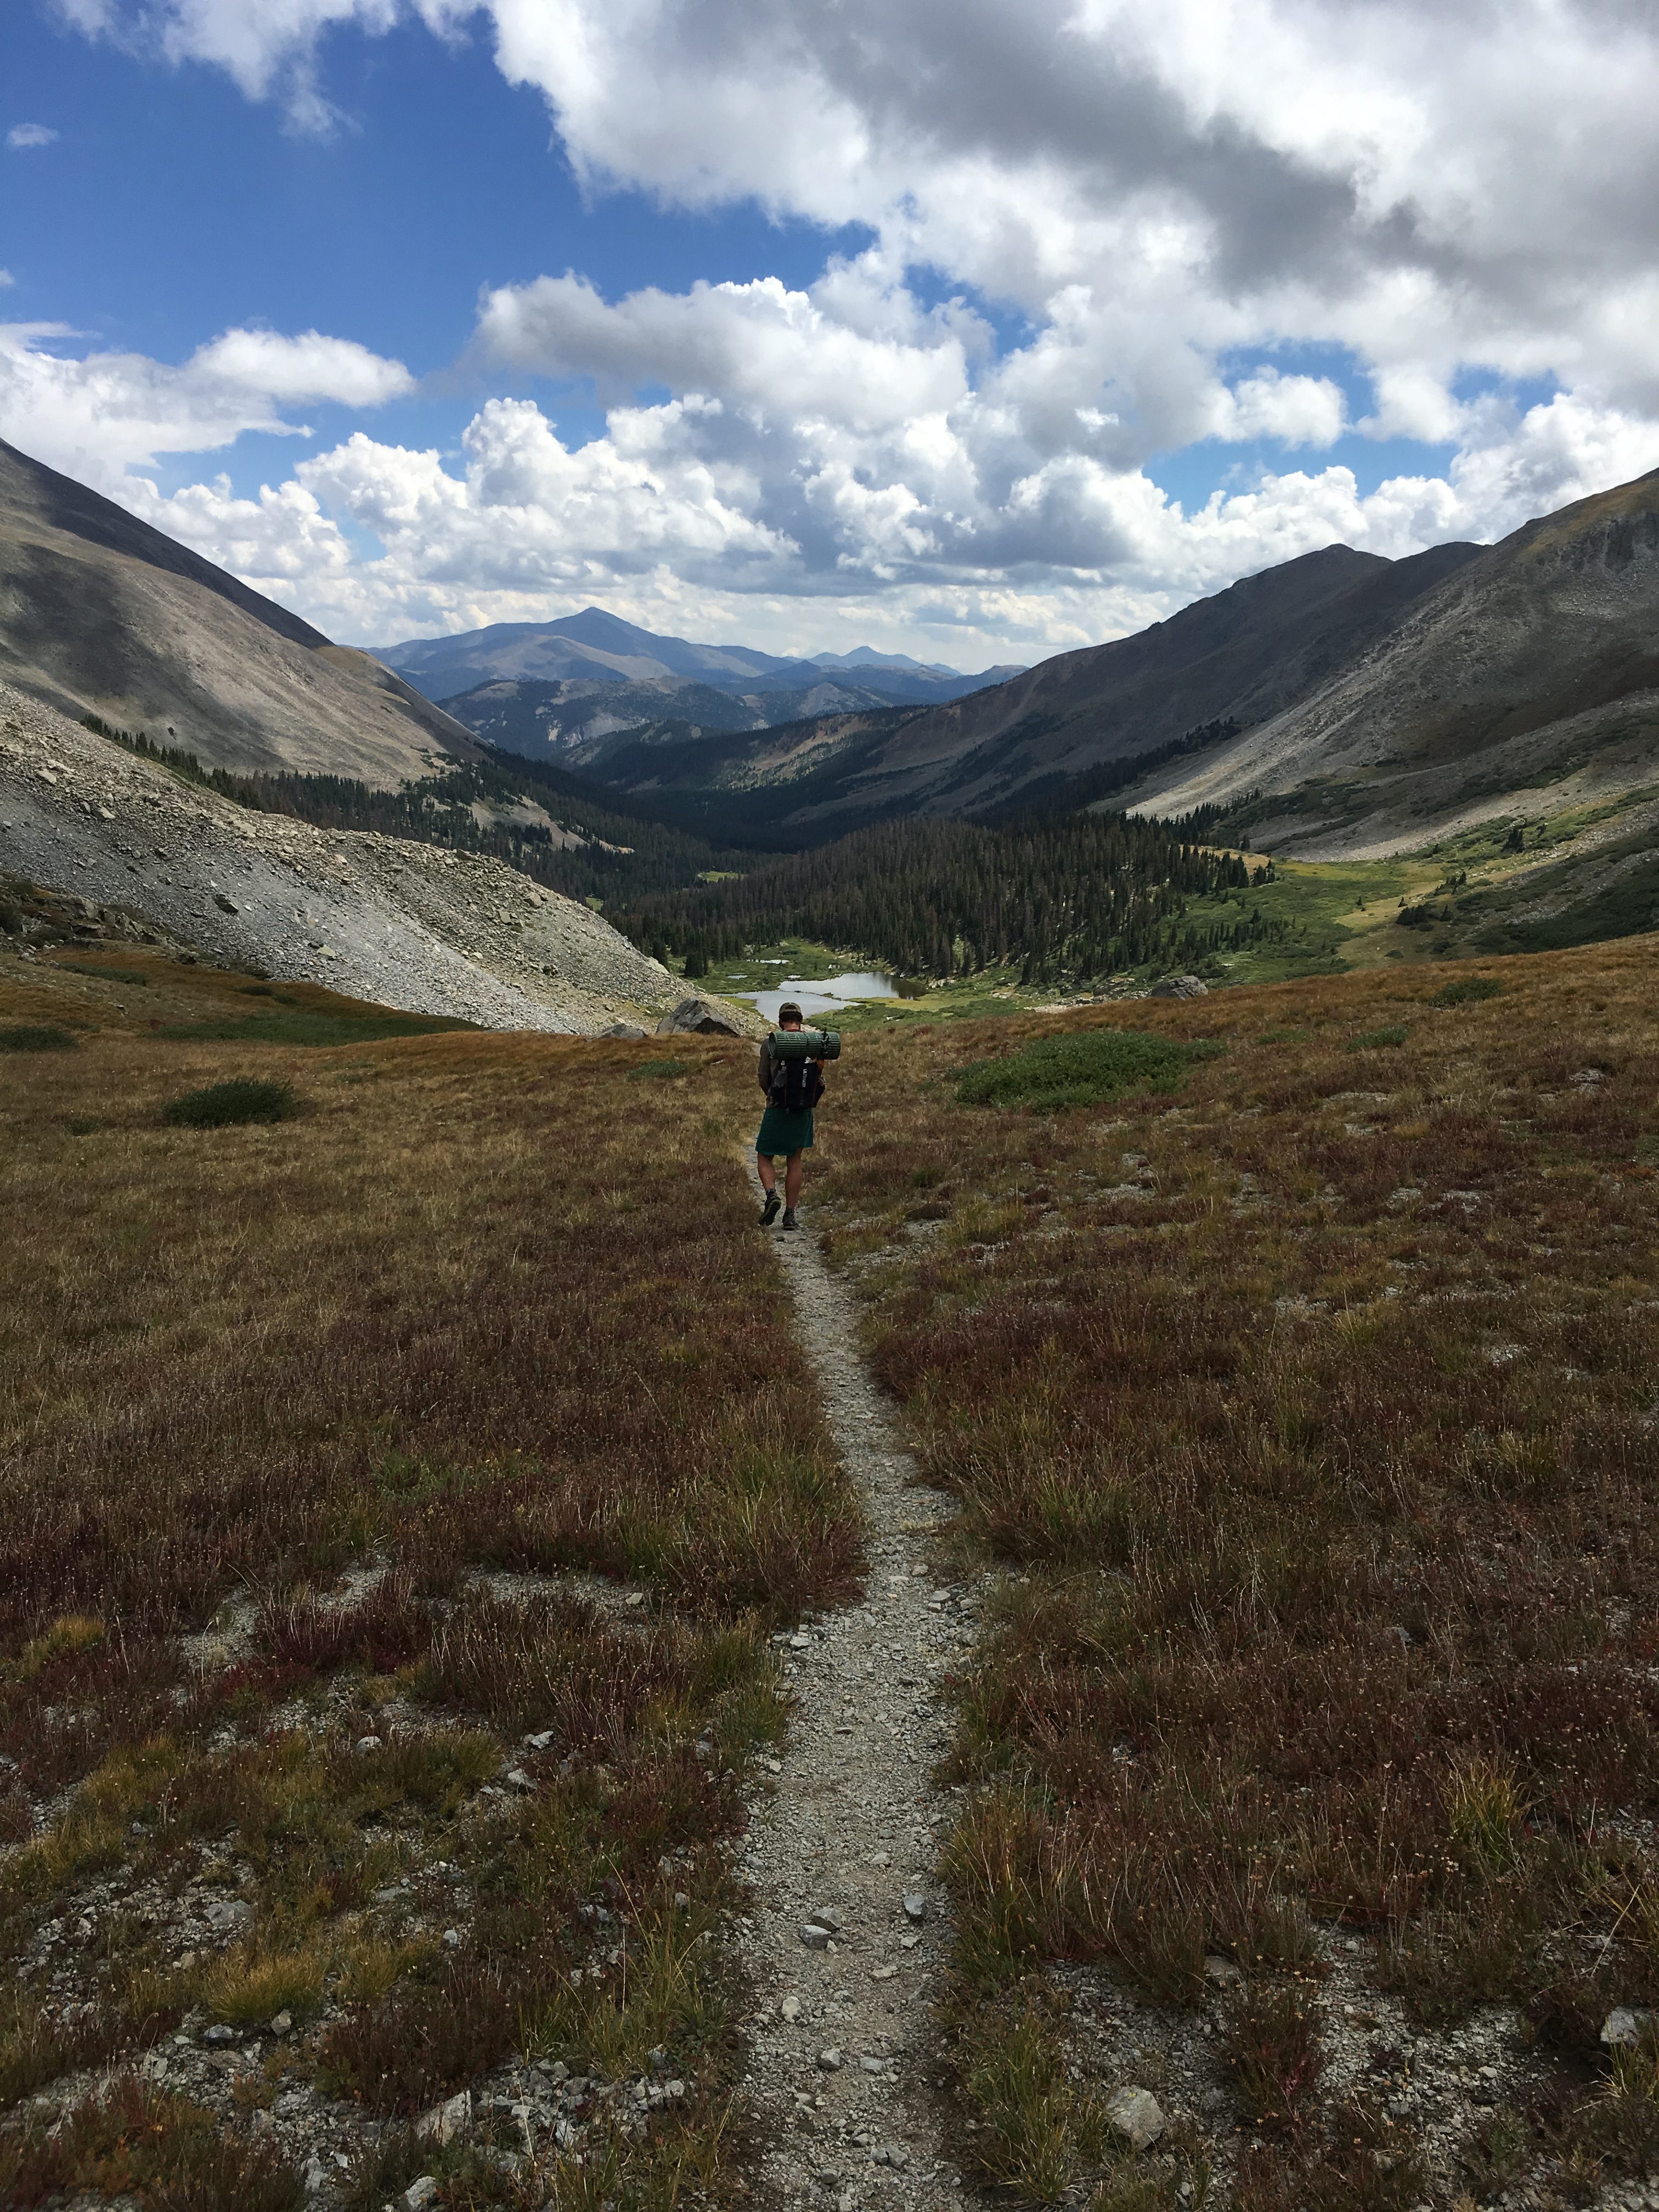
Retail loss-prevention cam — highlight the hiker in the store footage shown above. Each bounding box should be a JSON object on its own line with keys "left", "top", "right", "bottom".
{"left": 757, "top": 1002, "right": 827, "bottom": 1232}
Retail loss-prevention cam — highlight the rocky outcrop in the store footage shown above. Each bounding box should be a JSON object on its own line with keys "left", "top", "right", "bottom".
{"left": 0, "top": 678, "right": 682, "bottom": 1035}
{"left": 656, "top": 996, "right": 758, "bottom": 1038}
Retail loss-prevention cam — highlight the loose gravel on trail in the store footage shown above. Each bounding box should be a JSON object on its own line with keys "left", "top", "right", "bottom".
{"left": 740, "top": 1186, "right": 975, "bottom": 2212}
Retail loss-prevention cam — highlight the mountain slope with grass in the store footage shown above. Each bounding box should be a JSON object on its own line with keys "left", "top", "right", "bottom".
{"left": 557, "top": 470, "right": 1659, "bottom": 876}
{"left": 0, "top": 678, "right": 679, "bottom": 1034}
{"left": 1136, "top": 466, "right": 1659, "bottom": 855}
{"left": 0, "top": 438, "right": 479, "bottom": 784}
{"left": 558, "top": 540, "right": 1482, "bottom": 838}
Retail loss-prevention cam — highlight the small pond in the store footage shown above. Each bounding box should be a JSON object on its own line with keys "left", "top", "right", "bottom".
{"left": 736, "top": 972, "right": 899, "bottom": 1023}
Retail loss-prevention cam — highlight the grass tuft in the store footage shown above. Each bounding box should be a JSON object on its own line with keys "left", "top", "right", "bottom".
{"left": 1432, "top": 973, "right": 1505, "bottom": 1006}
{"left": 955, "top": 1991, "right": 1091, "bottom": 2200}
{"left": 162, "top": 1076, "right": 301, "bottom": 1126}
{"left": 0, "top": 1023, "right": 79, "bottom": 1051}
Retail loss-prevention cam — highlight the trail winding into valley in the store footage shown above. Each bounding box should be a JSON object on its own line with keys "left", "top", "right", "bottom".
{"left": 740, "top": 1177, "right": 975, "bottom": 2212}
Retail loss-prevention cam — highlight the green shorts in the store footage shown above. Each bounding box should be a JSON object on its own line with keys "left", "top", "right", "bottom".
{"left": 757, "top": 1105, "right": 815, "bottom": 1155}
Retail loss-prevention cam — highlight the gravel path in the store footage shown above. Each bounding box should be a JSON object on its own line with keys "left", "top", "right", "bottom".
{"left": 740, "top": 1184, "right": 977, "bottom": 2212}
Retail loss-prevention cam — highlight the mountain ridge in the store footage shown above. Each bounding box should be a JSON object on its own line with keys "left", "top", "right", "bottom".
{"left": 554, "top": 537, "right": 1487, "bottom": 837}
{"left": 378, "top": 606, "right": 1024, "bottom": 720}
{"left": 0, "top": 438, "right": 478, "bottom": 787}
{"left": 1130, "top": 467, "right": 1659, "bottom": 855}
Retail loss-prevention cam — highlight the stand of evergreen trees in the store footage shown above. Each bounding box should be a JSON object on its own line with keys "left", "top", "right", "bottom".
{"left": 617, "top": 811, "right": 1280, "bottom": 985}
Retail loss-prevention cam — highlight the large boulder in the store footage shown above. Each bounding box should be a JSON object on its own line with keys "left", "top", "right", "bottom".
{"left": 1149, "top": 973, "right": 1208, "bottom": 999}
{"left": 656, "top": 996, "right": 747, "bottom": 1037}
{"left": 599, "top": 1020, "right": 649, "bottom": 1039}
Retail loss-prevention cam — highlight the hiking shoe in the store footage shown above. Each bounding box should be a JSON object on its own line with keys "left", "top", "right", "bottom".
{"left": 781, "top": 1208, "right": 798, "bottom": 1232}
{"left": 759, "top": 1190, "right": 781, "bottom": 1226}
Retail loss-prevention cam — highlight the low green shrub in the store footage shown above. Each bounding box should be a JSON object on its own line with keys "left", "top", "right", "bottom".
{"left": 52, "top": 963, "right": 149, "bottom": 985}
{"left": 1433, "top": 974, "right": 1505, "bottom": 1007}
{"left": 1349, "top": 1025, "right": 1409, "bottom": 1050}
{"left": 161, "top": 1011, "right": 469, "bottom": 1045}
{"left": 0, "top": 1024, "right": 80, "bottom": 1052}
{"left": 162, "top": 1077, "right": 301, "bottom": 1128}
{"left": 629, "top": 1057, "right": 691, "bottom": 1081}
{"left": 956, "top": 1028, "right": 1221, "bottom": 1111}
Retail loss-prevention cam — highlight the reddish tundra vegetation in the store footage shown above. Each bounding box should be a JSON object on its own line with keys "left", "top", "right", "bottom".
{"left": 0, "top": 945, "right": 857, "bottom": 2209}
{"left": 8, "top": 925, "right": 1659, "bottom": 2212}
{"left": 812, "top": 941, "right": 1659, "bottom": 2208}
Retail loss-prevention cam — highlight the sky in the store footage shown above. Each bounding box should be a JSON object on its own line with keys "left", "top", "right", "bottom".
{"left": 3, "top": 1, "right": 1658, "bottom": 667}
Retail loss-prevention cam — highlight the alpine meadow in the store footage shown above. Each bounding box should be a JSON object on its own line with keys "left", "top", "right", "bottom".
{"left": 6, "top": 2, "right": 1659, "bottom": 2210}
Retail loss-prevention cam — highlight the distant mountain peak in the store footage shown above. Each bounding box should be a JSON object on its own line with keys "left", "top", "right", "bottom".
{"left": 809, "top": 645, "right": 964, "bottom": 677}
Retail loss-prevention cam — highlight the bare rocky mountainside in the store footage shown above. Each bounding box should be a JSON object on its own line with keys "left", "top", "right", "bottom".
{"left": 1134, "top": 466, "right": 1659, "bottom": 855}
{"left": 0, "top": 438, "right": 478, "bottom": 784}
{"left": 0, "top": 679, "right": 682, "bottom": 1033}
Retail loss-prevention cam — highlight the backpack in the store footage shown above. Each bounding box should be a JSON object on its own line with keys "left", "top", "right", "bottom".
{"left": 768, "top": 1043, "right": 825, "bottom": 1113}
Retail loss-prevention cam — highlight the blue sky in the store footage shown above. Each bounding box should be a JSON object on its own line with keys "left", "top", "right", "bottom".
{"left": 3, "top": 0, "right": 1656, "bottom": 661}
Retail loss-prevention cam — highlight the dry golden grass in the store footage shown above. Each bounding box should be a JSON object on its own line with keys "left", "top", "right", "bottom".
{"left": 0, "top": 944, "right": 857, "bottom": 2204}
{"left": 812, "top": 938, "right": 1659, "bottom": 2204}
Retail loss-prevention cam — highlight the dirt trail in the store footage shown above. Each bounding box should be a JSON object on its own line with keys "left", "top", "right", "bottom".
{"left": 739, "top": 1184, "right": 977, "bottom": 2212}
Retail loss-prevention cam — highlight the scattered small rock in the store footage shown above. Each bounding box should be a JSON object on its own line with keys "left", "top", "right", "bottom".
{"left": 403, "top": 2180, "right": 440, "bottom": 2211}
{"left": 818, "top": 2047, "right": 843, "bottom": 2071}
{"left": 356, "top": 1734, "right": 382, "bottom": 1753}
{"left": 801, "top": 1923, "right": 833, "bottom": 1950}
{"left": 201, "top": 2024, "right": 235, "bottom": 2046}
{"left": 902, "top": 1892, "right": 927, "bottom": 1922}
{"left": 416, "top": 2088, "right": 472, "bottom": 2146}
{"left": 269, "top": 2011, "right": 292, "bottom": 2037}
{"left": 1105, "top": 2085, "right": 1166, "bottom": 2150}
{"left": 1602, "top": 2006, "right": 1657, "bottom": 2047}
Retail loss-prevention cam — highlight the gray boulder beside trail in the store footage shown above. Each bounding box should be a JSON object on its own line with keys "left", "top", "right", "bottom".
{"left": 657, "top": 996, "right": 752, "bottom": 1037}
{"left": 1149, "top": 973, "right": 1209, "bottom": 999}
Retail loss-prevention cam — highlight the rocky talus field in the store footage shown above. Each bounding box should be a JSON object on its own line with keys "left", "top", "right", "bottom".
{"left": 0, "top": 678, "right": 679, "bottom": 1034}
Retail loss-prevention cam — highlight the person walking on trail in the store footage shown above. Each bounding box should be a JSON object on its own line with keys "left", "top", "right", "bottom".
{"left": 757, "top": 1002, "right": 827, "bottom": 1232}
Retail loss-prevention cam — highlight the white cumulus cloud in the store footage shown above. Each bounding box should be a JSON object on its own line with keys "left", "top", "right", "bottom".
{"left": 0, "top": 322, "right": 415, "bottom": 488}
{"left": 31, "top": 0, "right": 1659, "bottom": 657}
{"left": 8, "top": 123, "right": 60, "bottom": 150}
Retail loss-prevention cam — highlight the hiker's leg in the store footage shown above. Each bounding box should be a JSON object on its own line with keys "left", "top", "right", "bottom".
{"left": 756, "top": 1151, "right": 777, "bottom": 1193}
{"left": 783, "top": 1150, "right": 804, "bottom": 1208}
